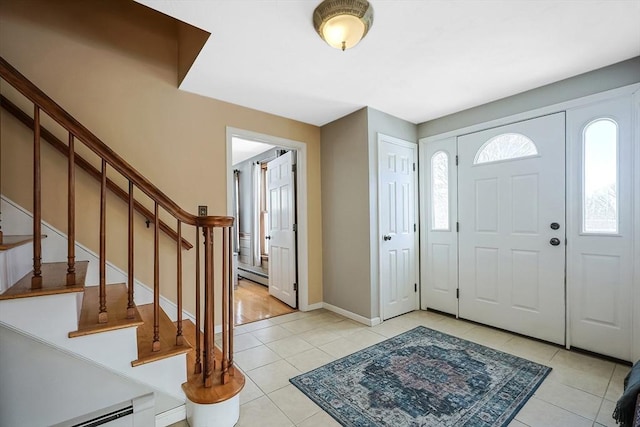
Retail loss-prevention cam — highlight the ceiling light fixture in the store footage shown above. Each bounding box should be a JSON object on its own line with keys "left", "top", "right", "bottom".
{"left": 313, "top": 0, "right": 374, "bottom": 51}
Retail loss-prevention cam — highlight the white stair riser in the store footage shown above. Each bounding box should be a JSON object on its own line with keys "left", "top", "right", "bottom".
{"left": 0, "top": 242, "right": 33, "bottom": 293}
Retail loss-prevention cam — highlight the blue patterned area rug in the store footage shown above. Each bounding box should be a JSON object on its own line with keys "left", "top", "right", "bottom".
{"left": 290, "top": 326, "right": 551, "bottom": 427}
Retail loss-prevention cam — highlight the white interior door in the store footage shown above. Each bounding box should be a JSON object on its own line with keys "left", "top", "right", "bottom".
{"left": 458, "top": 113, "right": 566, "bottom": 344}
{"left": 567, "top": 97, "right": 633, "bottom": 361}
{"left": 379, "top": 135, "right": 419, "bottom": 320}
{"left": 267, "top": 151, "right": 297, "bottom": 308}
{"left": 421, "top": 137, "right": 458, "bottom": 315}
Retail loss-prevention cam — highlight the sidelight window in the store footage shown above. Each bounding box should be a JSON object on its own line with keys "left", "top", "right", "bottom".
{"left": 583, "top": 119, "right": 618, "bottom": 234}
{"left": 431, "top": 151, "right": 449, "bottom": 230}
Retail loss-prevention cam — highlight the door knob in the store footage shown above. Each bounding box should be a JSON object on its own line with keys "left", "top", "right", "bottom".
{"left": 550, "top": 222, "right": 560, "bottom": 230}
{"left": 383, "top": 235, "right": 392, "bottom": 241}
{"left": 549, "top": 237, "right": 561, "bottom": 246}
{"left": 265, "top": 236, "right": 271, "bottom": 240}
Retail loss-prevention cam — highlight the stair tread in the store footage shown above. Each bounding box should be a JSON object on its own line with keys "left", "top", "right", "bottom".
{"left": 0, "top": 261, "right": 88, "bottom": 300}
{"left": 132, "top": 304, "right": 192, "bottom": 367}
{"left": 0, "top": 234, "right": 46, "bottom": 251}
{"left": 69, "top": 283, "right": 144, "bottom": 338}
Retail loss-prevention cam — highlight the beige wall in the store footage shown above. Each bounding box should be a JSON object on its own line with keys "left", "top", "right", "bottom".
{"left": 321, "top": 108, "right": 372, "bottom": 317}
{"left": 0, "top": 0, "right": 323, "bottom": 312}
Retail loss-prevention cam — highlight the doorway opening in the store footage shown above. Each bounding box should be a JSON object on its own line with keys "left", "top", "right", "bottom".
{"left": 229, "top": 132, "right": 302, "bottom": 325}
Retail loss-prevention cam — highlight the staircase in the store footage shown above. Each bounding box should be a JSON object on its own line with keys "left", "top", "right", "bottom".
{"left": 0, "top": 57, "right": 244, "bottom": 426}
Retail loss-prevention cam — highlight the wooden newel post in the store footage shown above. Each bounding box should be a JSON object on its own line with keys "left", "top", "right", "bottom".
{"left": 227, "top": 225, "right": 236, "bottom": 377}
{"left": 221, "top": 227, "right": 229, "bottom": 384}
{"left": 194, "top": 226, "right": 202, "bottom": 375}
{"left": 203, "top": 226, "right": 215, "bottom": 388}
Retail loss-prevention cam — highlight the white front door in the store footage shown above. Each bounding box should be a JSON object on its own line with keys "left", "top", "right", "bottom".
{"left": 421, "top": 137, "right": 458, "bottom": 315}
{"left": 458, "top": 113, "right": 566, "bottom": 344}
{"left": 267, "top": 151, "right": 297, "bottom": 308}
{"left": 379, "top": 135, "right": 419, "bottom": 320}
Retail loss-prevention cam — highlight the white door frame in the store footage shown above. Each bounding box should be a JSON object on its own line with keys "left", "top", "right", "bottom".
{"left": 226, "top": 127, "right": 311, "bottom": 311}
{"left": 633, "top": 88, "right": 640, "bottom": 362}
{"left": 419, "top": 82, "right": 640, "bottom": 360}
{"left": 377, "top": 133, "right": 420, "bottom": 321}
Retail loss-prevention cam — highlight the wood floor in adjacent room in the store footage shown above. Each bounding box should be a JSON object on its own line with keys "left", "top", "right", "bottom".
{"left": 234, "top": 279, "right": 296, "bottom": 325}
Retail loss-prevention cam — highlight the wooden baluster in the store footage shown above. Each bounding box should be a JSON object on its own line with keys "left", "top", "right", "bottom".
{"left": 31, "top": 106, "right": 42, "bottom": 289}
{"left": 194, "top": 226, "right": 202, "bottom": 375}
{"left": 66, "top": 133, "right": 76, "bottom": 285}
{"left": 221, "top": 226, "right": 229, "bottom": 384}
{"left": 228, "top": 226, "right": 235, "bottom": 376}
{"left": 152, "top": 202, "right": 160, "bottom": 351}
{"left": 126, "top": 181, "right": 135, "bottom": 319}
{"left": 203, "top": 227, "right": 214, "bottom": 387}
{"left": 176, "top": 220, "right": 184, "bottom": 346}
{"left": 98, "top": 159, "right": 108, "bottom": 323}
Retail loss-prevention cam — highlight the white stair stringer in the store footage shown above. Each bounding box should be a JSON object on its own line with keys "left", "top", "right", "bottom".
{"left": 0, "top": 292, "right": 187, "bottom": 401}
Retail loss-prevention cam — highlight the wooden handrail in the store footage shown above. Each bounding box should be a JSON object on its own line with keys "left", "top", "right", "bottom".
{"left": 0, "top": 95, "right": 194, "bottom": 250}
{"left": 0, "top": 57, "right": 232, "bottom": 228}
{"left": 1, "top": 56, "right": 243, "bottom": 401}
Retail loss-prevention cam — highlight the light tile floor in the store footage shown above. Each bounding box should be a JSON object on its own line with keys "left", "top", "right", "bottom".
{"left": 170, "top": 309, "right": 629, "bottom": 427}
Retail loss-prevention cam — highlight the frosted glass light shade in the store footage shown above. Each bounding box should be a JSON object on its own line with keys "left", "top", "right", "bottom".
{"left": 322, "top": 15, "right": 365, "bottom": 50}
{"left": 313, "top": 0, "right": 374, "bottom": 51}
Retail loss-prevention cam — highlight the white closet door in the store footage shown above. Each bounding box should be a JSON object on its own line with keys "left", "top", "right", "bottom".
{"left": 567, "top": 97, "right": 633, "bottom": 361}
{"left": 421, "top": 137, "right": 458, "bottom": 315}
{"left": 458, "top": 113, "right": 566, "bottom": 345}
{"left": 379, "top": 135, "right": 419, "bottom": 320}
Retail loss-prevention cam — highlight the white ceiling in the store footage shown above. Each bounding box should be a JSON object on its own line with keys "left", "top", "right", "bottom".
{"left": 136, "top": 0, "right": 640, "bottom": 127}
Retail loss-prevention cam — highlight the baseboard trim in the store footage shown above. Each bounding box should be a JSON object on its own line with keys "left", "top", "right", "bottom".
{"left": 322, "top": 303, "right": 381, "bottom": 326}
{"left": 303, "top": 302, "right": 323, "bottom": 311}
{"left": 155, "top": 404, "right": 186, "bottom": 427}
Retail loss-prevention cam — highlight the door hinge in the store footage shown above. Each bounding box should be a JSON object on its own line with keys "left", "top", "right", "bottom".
{"left": 413, "top": 223, "right": 416, "bottom": 232}
{"left": 414, "top": 283, "right": 417, "bottom": 292}
{"left": 456, "top": 288, "right": 459, "bottom": 299}
{"left": 293, "top": 283, "right": 298, "bottom": 291}
{"left": 412, "top": 162, "right": 416, "bottom": 172}
{"left": 292, "top": 164, "right": 297, "bottom": 173}
{"left": 455, "top": 155, "right": 459, "bottom": 166}
{"left": 293, "top": 223, "right": 298, "bottom": 232}
{"left": 456, "top": 222, "right": 459, "bottom": 232}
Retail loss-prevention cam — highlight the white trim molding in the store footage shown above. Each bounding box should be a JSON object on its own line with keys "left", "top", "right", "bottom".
{"left": 155, "top": 405, "right": 186, "bottom": 427}
{"left": 226, "top": 127, "right": 311, "bottom": 311}
{"left": 323, "top": 302, "right": 382, "bottom": 326}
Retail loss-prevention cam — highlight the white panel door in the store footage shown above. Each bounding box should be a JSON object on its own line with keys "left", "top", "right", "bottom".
{"left": 379, "top": 135, "right": 419, "bottom": 320}
{"left": 458, "top": 113, "right": 566, "bottom": 344}
{"left": 267, "top": 151, "right": 297, "bottom": 308}
{"left": 421, "top": 137, "right": 458, "bottom": 315}
{"left": 567, "top": 97, "right": 633, "bottom": 361}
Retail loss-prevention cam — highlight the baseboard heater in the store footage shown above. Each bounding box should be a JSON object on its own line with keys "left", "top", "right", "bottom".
{"left": 71, "top": 405, "right": 133, "bottom": 427}
{"left": 238, "top": 266, "right": 268, "bottom": 279}
{"left": 52, "top": 393, "right": 154, "bottom": 427}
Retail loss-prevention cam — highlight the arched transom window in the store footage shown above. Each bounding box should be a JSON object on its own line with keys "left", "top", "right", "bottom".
{"left": 474, "top": 133, "right": 538, "bottom": 165}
